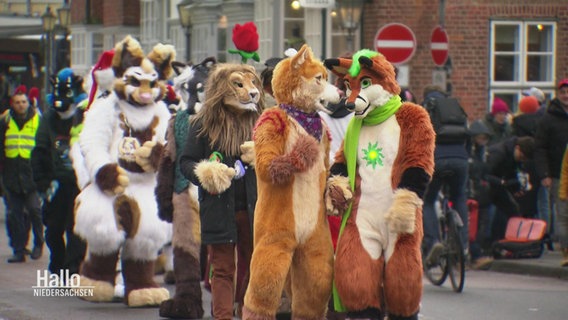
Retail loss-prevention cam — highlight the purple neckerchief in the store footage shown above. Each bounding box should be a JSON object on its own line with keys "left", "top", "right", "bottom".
{"left": 279, "top": 104, "right": 322, "bottom": 141}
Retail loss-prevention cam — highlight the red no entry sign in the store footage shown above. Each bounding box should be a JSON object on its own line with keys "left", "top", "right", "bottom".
{"left": 431, "top": 26, "right": 449, "bottom": 66}
{"left": 374, "top": 23, "right": 416, "bottom": 65}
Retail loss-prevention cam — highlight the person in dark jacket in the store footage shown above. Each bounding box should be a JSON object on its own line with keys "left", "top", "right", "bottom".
{"left": 534, "top": 78, "right": 568, "bottom": 266}
{"left": 421, "top": 86, "right": 470, "bottom": 266}
{"left": 0, "top": 87, "right": 43, "bottom": 263}
{"left": 31, "top": 68, "right": 87, "bottom": 275}
{"left": 485, "top": 136, "right": 535, "bottom": 242}
{"left": 467, "top": 120, "right": 494, "bottom": 268}
{"left": 178, "top": 63, "right": 262, "bottom": 319}
{"left": 483, "top": 97, "right": 513, "bottom": 147}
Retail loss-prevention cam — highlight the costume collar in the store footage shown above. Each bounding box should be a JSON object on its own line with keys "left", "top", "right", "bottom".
{"left": 279, "top": 103, "right": 322, "bottom": 141}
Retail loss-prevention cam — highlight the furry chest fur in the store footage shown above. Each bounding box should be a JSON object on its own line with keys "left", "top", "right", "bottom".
{"left": 355, "top": 115, "right": 400, "bottom": 257}
{"left": 286, "top": 117, "right": 327, "bottom": 244}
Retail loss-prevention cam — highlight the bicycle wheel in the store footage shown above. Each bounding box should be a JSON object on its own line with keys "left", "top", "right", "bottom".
{"left": 423, "top": 218, "right": 448, "bottom": 286}
{"left": 424, "top": 254, "right": 447, "bottom": 286}
{"left": 446, "top": 209, "right": 465, "bottom": 293}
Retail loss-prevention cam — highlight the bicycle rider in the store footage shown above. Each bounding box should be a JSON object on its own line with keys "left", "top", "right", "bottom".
{"left": 421, "top": 86, "right": 470, "bottom": 266}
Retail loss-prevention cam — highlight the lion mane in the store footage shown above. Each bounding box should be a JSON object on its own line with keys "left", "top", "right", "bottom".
{"left": 191, "top": 63, "right": 265, "bottom": 156}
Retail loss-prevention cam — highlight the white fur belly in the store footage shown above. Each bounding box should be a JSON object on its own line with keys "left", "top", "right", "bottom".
{"left": 288, "top": 120, "right": 326, "bottom": 244}
{"left": 356, "top": 116, "right": 400, "bottom": 259}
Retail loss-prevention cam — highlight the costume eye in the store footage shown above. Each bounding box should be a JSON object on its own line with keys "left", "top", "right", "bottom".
{"left": 182, "top": 83, "right": 189, "bottom": 90}
{"left": 233, "top": 81, "right": 243, "bottom": 88}
{"left": 197, "top": 83, "right": 204, "bottom": 92}
{"left": 150, "top": 81, "right": 157, "bottom": 87}
{"left": 361, "top": 78, "right": 372, "bottom": 89}
{"left": 315, "top": 75, "right": 322, "bottom": 81}
{"left": 66, "top": 90, "right": 74, "bottom": 98}
{"left": 129, "top": 78, "right": 141, "bottom": 86}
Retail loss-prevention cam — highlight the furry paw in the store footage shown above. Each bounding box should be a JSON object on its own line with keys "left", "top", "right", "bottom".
{"left": 95, "top": 163, "right": 130, "bottom": 195}
{"left": 268, "top": 155, "right": 295, "bottom": 185}
{"left": 385, "top": 189, "right": 423, "bottom": 234}
{"left": 289, "top": 134, "right": 320, "bottom": 171}
{"left": 159, "top": 297, "right": 205, "bottom": 319}
{"left": 127, "top": 287, "right": 170, "bottom": 307}
{"left": 135, "top": 141, "right": 164, "bottom": 172}
{"left": 194, "top": 160, "right": 235, "bottom": 194}
{"left": 77, "top": 275, "right": 115, "bottom": 302}
{"left": 240, "top": 141, "right": 255, "bottom": 167}
{"left": 325, "top": 175, "right": 352, "bottom": 215}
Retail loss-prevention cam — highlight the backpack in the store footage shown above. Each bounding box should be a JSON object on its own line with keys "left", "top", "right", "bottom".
{"left": 425, "top": 96, "right": 469, "bottom": 144}
{"left": 492, "top": 217, "right": 547, "bottom": 259}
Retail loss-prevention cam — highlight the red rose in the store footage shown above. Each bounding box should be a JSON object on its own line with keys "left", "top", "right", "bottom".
{"left": 232, "top": 22, "right": 259, "bottom": 52}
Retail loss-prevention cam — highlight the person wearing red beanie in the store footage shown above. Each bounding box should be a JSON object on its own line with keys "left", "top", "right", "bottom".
{"left": 518, "top": 96, "right": 539, "bottom": 115}
{"left": 483, "top": 97, "right": 513, "bottom": 146}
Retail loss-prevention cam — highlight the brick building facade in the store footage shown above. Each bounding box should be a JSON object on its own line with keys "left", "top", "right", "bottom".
{"left": 361, "top": 0, "right": 568, "bottom": 119}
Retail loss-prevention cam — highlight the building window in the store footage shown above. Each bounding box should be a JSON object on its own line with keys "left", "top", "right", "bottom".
{"left": 71, "top": 32, "right": 86, "bottom": 67}
{"left": 490, "top": 20, "right": 556, "bottom": 112}
{"left": 92, "top": 33, "right": 104, "bottom": 65}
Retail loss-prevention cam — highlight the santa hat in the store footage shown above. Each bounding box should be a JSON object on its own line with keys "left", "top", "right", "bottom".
{"left": 518, "top": 96, "right": 539, "bottom": 114}
{"left": 88, "top": 49, "right": 115, "bottom": 109}
{"left": 491, "top": 97, "right": 510, "bottom": 115}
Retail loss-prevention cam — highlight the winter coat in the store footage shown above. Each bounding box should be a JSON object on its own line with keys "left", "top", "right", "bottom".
{"left": 512, "top": 113, "right": 541, "bottom": 137}
{"left": 534, "top": 98, "right": 568, "bottom": 179}
{"left": 485, "top": 137, "right": 523, "bottom": 193}
{"left": 179, "top": 119, "right": 257, "bottom": 245}
{"left": 482, "top": 113, "right": 513, "bottom": 146}
{"left": 0, "top": 108, "right": 39, "bottom": 194}
{"left": 31, "top": 108, "right": 83, "bottom": 193}
{"left": 467, "top": 120, "right": 492, "bottom": 206}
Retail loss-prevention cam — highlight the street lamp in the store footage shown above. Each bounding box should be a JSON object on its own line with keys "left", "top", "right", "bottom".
{"left": 56, "top": 0, "right": 71, "bottom": 71}
{"left": 336, "top": 0, "right": 365, "bottom": 52}
{"left": 42, "top": 6, "right": 56, "bottom": 103}
{"left": 177, "top": 0, "right": 194, "bottom": 62}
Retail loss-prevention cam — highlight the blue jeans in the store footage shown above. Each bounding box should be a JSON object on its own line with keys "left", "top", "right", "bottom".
{"left": 422, "top": 157, "right": 469, "bottom": 253}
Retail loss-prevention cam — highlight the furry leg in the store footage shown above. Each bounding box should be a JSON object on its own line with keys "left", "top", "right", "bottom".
{"left": 79, "top": 251, "right": 119, "bottom": 302}
{"left": 159, "top": 247, "right": 204, "bottom": 319}
{"left": 383, "top": 215, "right": 423, "bottom": 317}
{"left": 122, "top": 259, "right": 170, "bottom": 307}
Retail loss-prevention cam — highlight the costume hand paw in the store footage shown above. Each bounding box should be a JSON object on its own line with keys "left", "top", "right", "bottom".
{"left": 325, "top": 175, "right": 352, "bottom": 216}
{"left": 268, "top": 155, "right": 295, "bottom": 185}
{"left": 289, "top": 134, "right": 319, "bottom": 172}
{"left": 385, "top": 189, "right": 423, "bottom": 234}
{"left": 95, "top": 163, "right": 130, "bottom": 196}
{"left": 135, "top": 141, "right": 163, "bottom": 172}
{"left": 194, "top": 160, "right": 235, "bottom": 194}
{"left": 240, "top": 141, "right": 255, "bottom": 167}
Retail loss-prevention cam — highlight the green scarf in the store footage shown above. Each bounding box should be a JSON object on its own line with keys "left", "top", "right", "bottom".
{"left": 333, "top": 94, "right": 402, "bottom": 312}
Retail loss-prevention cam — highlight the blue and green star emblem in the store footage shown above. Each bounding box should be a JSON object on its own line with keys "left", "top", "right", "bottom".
{"left": 362, "top": 142, "right": 384, "bottom": 169}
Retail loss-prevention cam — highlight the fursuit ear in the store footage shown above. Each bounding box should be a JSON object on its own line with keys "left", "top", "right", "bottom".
{"left": 112, "top": 35, "right": 144, "bottom": 78}
{"left": 324, "top": 58, "right": 352, "bottom": 78}
{"left": 147, "top": 43, "right": 177, "bottom": 80}
{"left": 200, "top": 56, "right": 217, "bottom": 69}
{"left": 171, "top": 61, "right": 190, "bottom": 76}
{"left": 291, "top": 44, "right": 313, "bottom": 69}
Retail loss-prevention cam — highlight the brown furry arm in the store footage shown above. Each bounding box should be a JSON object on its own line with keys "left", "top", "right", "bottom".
{"left": 155, "top": 152, "right": 175, "bottom": 222}
{"left": 393, "top": 103, "right": 436, "bottom": 197}
{"left": 155, "top": 119, "right": 177, "bottom": 222}
{"left": 135, "top": 141, "right": 165, "bottom": 172}
{"left": 95, "top": 163, "right": 129, "bottom": 195}
{"left": 253, "top": 109, "right": 290, "bottom": 184}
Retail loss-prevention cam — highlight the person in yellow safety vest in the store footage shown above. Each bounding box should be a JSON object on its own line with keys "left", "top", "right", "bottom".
{"left": 0, "top": 85, "right": 43, "bottom": 263}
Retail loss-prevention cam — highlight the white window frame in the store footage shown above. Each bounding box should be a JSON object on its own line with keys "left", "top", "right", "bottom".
{"left": 489, "top": 20, "right": 556, "bottom": 112}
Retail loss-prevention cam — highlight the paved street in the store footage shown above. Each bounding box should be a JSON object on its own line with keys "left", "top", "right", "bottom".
{"left": 1, "top": 199, "right": 567, "bottom": 320}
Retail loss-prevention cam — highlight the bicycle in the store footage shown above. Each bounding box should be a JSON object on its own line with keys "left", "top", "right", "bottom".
{"left": 423, "top": 174, "right": 466, "bottom": 293}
